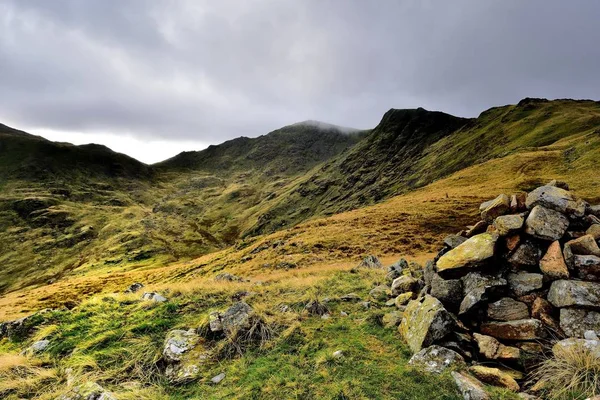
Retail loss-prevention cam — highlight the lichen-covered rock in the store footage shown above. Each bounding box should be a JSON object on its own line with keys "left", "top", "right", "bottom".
{"left": 430, "top": 275, "right": 463, "bottom": 307}
{"left": 480, "top": 319, "right": 545, "bottom": 340}
{"left": 163, "top": 329, "right": 200, "bottom": 362}
{"left": 460, "top": 272, "right": 507, "bottom": 315}
{"left": 466, "top": 220, "right": 488, "bottom": 238}
{"left": 553, "top": 337, "right": 600, "bottom": 358}
{"left": 408, "top": 345, "right": 466, "bottom": 374}
{"left": 493, "top": 214, "right": 524, "bottom": 236}
{"left": 548, "top": 280, "right": 600, "bottom": 309}
{"left": 507, "top": 272, "right": 544, "bottom": 296}
{"left": 487, "top": 298, "right": 530, "bottom": 321}
{"left": 369, "top": 285, "right": 391, "bottom": 302}
{"left": 436, "top": 233, "right": 497, "bottom": 277}
{"left": 57, "top": 382, "right": 116, "bottom": 400}
{"left": 480, "top": 194, "right": 510, "bottom": 223}
{"left": 508, "top": 241, "right": 542, "bottom": 267}
{"left": 469, "top": 365, "right": 520, "bottom": 392}
{"left": 559, "top": 308, "right": 600, "bottom": 338}
{"left": 566, "top": 235, "right": 600, "bottom": 257}
{"left": 524, "top": 205, "right": 569, "bottom": 241}
{"left": 399, "top": 295, "right": 455, "bottom": 353}
{"left": 451, "top": 371, "right": 490, "bottom": 400}
{"left": 141, "top": 292, "right": 167, "bottom": 302}
{"left": 394, "top": 292, "right": 413, "bottom": 308}
{"left": 539, "top": 241, "right": 569, "bottom": 280}
{"left": 526, "top": 185, "right": 586, "bottom": 217}
{"left": 473, "top": 333, "right": 520, "bottom": 361}
{"left": 383, "top": 311, "right": 404, "bottom": 328}
{"left": 221, "top": 302, "right": 253, "bottom": 332}
{"left": 574, "top": 255, "right": 600, "bottom": 281}
{"left": 391, "top": 276, "right": 418, "bottom": 296}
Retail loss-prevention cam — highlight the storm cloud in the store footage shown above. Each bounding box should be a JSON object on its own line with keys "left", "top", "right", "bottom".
{"left": 1, "top": 1, "right": 599, "bottom": 161}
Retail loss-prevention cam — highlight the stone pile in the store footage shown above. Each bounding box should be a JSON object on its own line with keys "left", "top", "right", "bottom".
{"left": 380, "top": 181, "right": 600, "bottom": 395}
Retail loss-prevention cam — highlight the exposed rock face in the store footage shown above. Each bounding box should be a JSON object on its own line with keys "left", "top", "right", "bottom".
{"left": 408, "top": 345, "right": 466, "bottom": 374}
{"left": 215, "top": 273, "right": 247, "bottom": 282}
{"left": 480, "top": 319, "right": 544, "bottom": 340}
{"left": 559, "top": 308, "right": 600, "bottom": 338}
{"left": 493, "top": 214, "right": 524, "bottom": 236}
{"left": 548, "top": 280, "right": 600, "bottom": 309}
{"left": 507, "top": 272, "right": 544, "bottom": 296}
{"left": 487, "top": 298, "right": 530, "bottom": 321}
{"left": 391, "top": 276, "right": 418, "bottom": 296}
{"left": 162, "top": 329, "right": 210, "bottom": 383}
{"left": 451, "top": 371, "right": 490, "bottom": 400}
{"left": 469, "top": 365, "right": 520, "bottom": 392}
{"left": 525, "top": 185, "right": 586, "bottom": 217}
{"left": 480, "top": 194, "right": 510, "bottom": 223}
{"left": 539, "top": 241, "right": 569, "bottom": 279}
{"left": 473, "top": 333, "right": 520, "bottom": 361}
{"left": 399, "top": 295, "right": 455, "bottom": 353}
{"left": 436, "top": 233, "right": 497, "bottom": 277}
{"left": 524, "top": 205, "right": 569, "bottom": 241}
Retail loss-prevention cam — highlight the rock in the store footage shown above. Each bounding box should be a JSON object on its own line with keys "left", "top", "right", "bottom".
{"left": 165, "top": 362, "right": 201, "bottom": 383}
{"left": 526, "top": 185, "right": 586, "bottom": 217}
{"left": 408, "top": 345, "right": 466, "bottom": 374}
{"left": 493, "top": 215, "right": 524, "bottom": 236}
{"left": 510, "top": 193, "right": 527, "bottom": 213}
{"left": 360, "top": 301, "right": 371, "bottom": 310}
{"left": 517, "top": 393, "right": 540, "bottom": 400}
{"left": 548, "top": 280, "right": 600, "bottom": 309}
{"left": 383, "top": 311, "right": 404, "bottom": 328}
{"left": 590, "top": 205, "right": 600, "bottom": 218}
{"left": 332, "top": 350, "right": 344, "bottom": 359}
{"left": 436, "top": 233, "right": 498, "bottom": 277}
{"left": 386, "top": 258, "right": 408, "bottom": 282}
{"left": 391, "top": 276, "right": 418, "bottom": 296}
{"left": 508, "top": 241, "right": 542, "bottom": 267}
{"left": 215, "top": 272, "right": 246, "bottom": 282}
{"left": 394, "top": 292, "right": 413, "bottom": 308}
{"left": 588, "top": 224, "right": 600, "bottom": 240}
{"left": 220, "top": 302, "right": 253, "bottom": 332}
{"left": 163, "top": 329, "right": 200, "bottom": 362}
{"left": 340, "top": 311, "right": 348, "bottom": 317}
{"left": 27, "top": 339, "right": 50, "bottom": 354}
{"left": 480, "top": 319, "right": 545, "bottom": 340}
{"left": 480, "top": 194, "right": 510, "bottom": 223}
{"left": 423, "top": 260, "right": 436, "bottom": 287}
{"left": 430, "top": 275, "right": 463, "bottom": 307}
{"left": 369, "top": 285, "right": 391, "bottom": 302}
{"left": 531, "top": 297, "right": 554, "bottom": 319}
{"left": 125, "top": 282, "right": 144, "bottom": 293}
{"left": 451, "top": 371, "right": 490, "bottom": 400}
{"left": 460, "top": 272, "right": 507, "bottom": 315}
{"left": 473, "top": 333, "right": 520, "bottom": 361}
{"left": 559, "top": 308, "right": 600, "bottom": 338}
{"left": 487, "top": 298, "right": 530, "bottom": 321}
{"left": 567, "top": 235, "right": 600, "bottom": 257}
{"left": 304, "top": 300, "right": 329, "bottom": 316}
{"left": 524, "top": 205, "right": 570, "bottom": 241}
{"left": 340, "top": 293, "right": 361, "bottom": 302}
{"left": 505, "top": 234, "right": 521, "bottom": 253}
{"left": 552, "top": 338, "right": 600, "bottom": 358}
{"left": 469, "top": 366, "right": 520, "bottom": 392}
{"left": 585, "top": 330, "right": 599, "bottom": 340}
{"left": 321, "top": 313, "right": 331, "bottom": 320}
{"left": 466, "top": 221, "right": 489, "bottom": 238}
{"left": 547, "top": 179, "right": 570, "bottom": 190}
{"left": 141, "top": 292, "right": 167, "bottom": 302}
{"left": 399, "top": 295, "right": 455, "bottom": 353}
{"left": 539, "top": 241, "right": 569, "bottom": 280}
{"left": 357, "top": 255, "right": 383, "bottom": 269}
{"left": 507, "top": 272, "right": 544, "bottom": 296}
{"left": 57, "top": 382, "right": 116, "bottom": 400}
{"left": 211, "top": 373, "right": 226, "bottom": 384}
{"left": 444, "top": 235, "right": 468, "bottom": 249}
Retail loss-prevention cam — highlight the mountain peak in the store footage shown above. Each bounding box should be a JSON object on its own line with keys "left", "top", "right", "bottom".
{"left": 289, "top": 120, "right": 360, "bottom": 134}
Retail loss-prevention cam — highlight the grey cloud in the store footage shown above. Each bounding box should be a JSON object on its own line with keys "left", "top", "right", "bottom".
{"left": 0, "top": 0, "right": 599, "bottom": 145}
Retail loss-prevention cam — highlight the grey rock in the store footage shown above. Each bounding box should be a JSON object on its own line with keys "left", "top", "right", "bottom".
{"left": 524, "top": 205, "right": 569, "bottom": 241}
{"left": 473, "top": 333, "right": 520, "bottom": 361}
{"left": 507, "top": 272, "right": 544, "bottom": 296}
{"left": 391, "top": 276, "right": 418, "bottom": 296}
{"left": 585, "top": 330, "right": 599, "bottom": 340}
{"left": 399, "top": 295, "right": 455, "bottom": 353}
{"left": 382, "top": 311, "right": 404, "bottom": 328}
{"left": 125, "top": 282, "right": 144, "bottom": 293}
{"left": 548, "top": 280, "right": 600, "bottom": 309}
{"left": 508, "top": 241, "right": 542, "bottom": 267}
{"left": 215, "top": 272, "right": 246, "bottom": 282}
{"left": 386, "top": 258, "right": 408, "bottom": 282}
{"left": 211, "top": 373, "right": 226, "bottom": 384}
{"left": 357, "top": 255, "right": 383, "bottom": 269}
{"left": 436, "top": 233, "right": 498, "bottom": 277}
{"left": 141, "top": 292, "right": 167, "bottom": 302}
{"left": 459, "top": 272, "right": 507, "bottom": 315}
{"left": 360, "top": 301, "right": 371, "bottom": 309}
{"left": 487, "top": 298, "right": 530, "bottom": 321}
{"left": 526, "top": 185, "right": 586, "bottom": 217}
{"left": 340, "top": 311, "right": 348, "bottom": 317}
{"left": 220, "top": 302, "right": 253, "bottom": 332}
{"left": 163, "top": 329, "right": 200, "bottom": 362}
{"left": 574, "top": 255, "right": 600, "bottom": 281}
{"left": 451, "top": 371, "right": 490, "bottom": 400}
{"left": 29, "top": 339, "right": 50, "bottom": 354}
{"left": 480, "top": 194, "right": 510, "bottom": 223}
{"left": 560, "top": 308, "right": 600, "bottom": 338}
{"left": 423, "top": 260, "right": 436, "bottom": 287}
{"left": 369, "top": 285, "right": 391, "bottom": 302}
{"left": 408, "top": 345, "right": 466, "bottom": 374}
{"left": 332, "top": 350, "right": 344, "bottom": 359}
{"left": 590, "top": 205, "right": 600, "bottom": 218}
{"left": 444, "top": 235, "right": 468, "bottom": 249}
{"left": 430, "top": 275, "right": 463, "bottom": 307}
{"left": 57, "top": 382, "right": 116, "bottom": 400}
{"left": 493, "top": 214, "right": 524, "bottom": 236}
{"left": 553, "top": 338, "right": 600, "bottom": 358}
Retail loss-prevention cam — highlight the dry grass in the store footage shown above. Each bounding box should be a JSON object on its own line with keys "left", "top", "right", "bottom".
{"left": 529, "top": 342, "right": 600, "bottom": 399}
{"left": 0, "top": 353, "right": 59, "bottom": 398}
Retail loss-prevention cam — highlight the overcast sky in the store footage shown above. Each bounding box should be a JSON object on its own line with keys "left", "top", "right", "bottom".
{"left": 1, "top": 1, "right": 599, "bottom": 163}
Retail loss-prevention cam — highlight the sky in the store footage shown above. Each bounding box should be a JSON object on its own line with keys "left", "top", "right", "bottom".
{"left": 1, "top": 1, "right": 599, "bottom": 163}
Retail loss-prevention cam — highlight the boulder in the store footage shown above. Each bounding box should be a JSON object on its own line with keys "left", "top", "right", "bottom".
{"left": 525, "top": 185, "right": 586, "bottom": 217}
{"left": 539, "top": 241, "right": 569, "bottom": 280}
{"left": 507, "top": 272, "right": 544, "bottom": 296}
{"left": 473, "top": 333, "right": 520, "bottom": 361}
{"left": 25, "top": 339, "right": 50, "bottom": 355}
{"left": 460, "top": 272, "right": 507, "bottom": 315}
{"left": 429, "top": 275, "right": 463, "bottom": 307}
{"left": 466, "top": 221, "right": 489, "bottom": 238}
{"left": 566, "top": 235, "right": 600, "bottom": 257}
{"left": 408, "top": 345, "right": 466, "bottom": 374}
{"left": 163, "top": 329, "right": 200, "bottom": 363}
{"left": 357, "top": 255, "right": 383, "bottom": 269}
{"left": 508, "top": 241, "right": 542, "bottom": 267}
{"left": 444, "top": 235, "right": 468, "bottom": 249}
{"left": 574, "top": 255, "right": 600, "bottom": 281}
{"left": 386, "top": 259, "right": 407, "bottom": 282}
{"left": 493, "top": 215, "right": 524, "bottom": 236}
{"left": 125, "top": 282, "right": 144, "bottom": 293}
{"left": 394, "top": 292, "right": 413, "bottom": 308}
{"left": 552, "top": 337, "right": 600, "bottom": 359}
{"left": 587, "top": 224, "right": 600, "bottom": 240}
{"left": 141, "top": 292, "right": 167, "bottom": 302}
{"left": 382, "top": 311, "right": 404, "bottom": 328}
{"left": 391, "top": 276, "right": 418, "bottom": 296}
{"left": 436, "top": 233, "right": 498, "bottom": 277}
{"left": 547, "top": 280, "right": 600, "bottom": 309}
{"left": 487, "top": 298, "right": 530, "bottom": 321}
{"left": 369, "top": 285, "right": 391, "bottom": 302}
{"left": 559, "top": 308, "right": 600, "bottom": 338}
{"left": 57, "top": 382, "right": 116, "bottom": 400}
{"left": 480, "top": 319, "right": 545, "bottom": 340}
{"left": 524, "top": 205, "right": 569, "bottom": 241}
{"left": 451, "top": 371, "right": 490, "bottom": 400}
{"left": 469, "top": 366, "right": 520, "bottom": 392}
{"left": 399, "top": 295, "right": 455, "bottom": 353}
{"left": 480, "top": 194, "right": 510, "bottom": 223}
